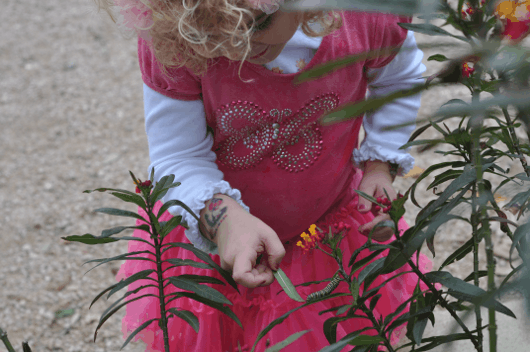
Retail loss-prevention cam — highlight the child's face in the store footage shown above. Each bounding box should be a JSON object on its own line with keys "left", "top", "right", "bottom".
{"left": 245, "top": 9, "right": 303, "bottom": 65}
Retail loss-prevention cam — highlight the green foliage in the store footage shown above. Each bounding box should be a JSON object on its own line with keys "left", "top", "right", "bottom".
{"left": 247, "top": 1, "right": 530, "bottom": 351}
{"left": 62, "top": 171, "right": 240, "bottom": 352}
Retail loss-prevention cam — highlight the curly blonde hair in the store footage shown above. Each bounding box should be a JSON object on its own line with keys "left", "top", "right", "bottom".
{"left": 94, "top": 0, "right": 343, "bottom": 81}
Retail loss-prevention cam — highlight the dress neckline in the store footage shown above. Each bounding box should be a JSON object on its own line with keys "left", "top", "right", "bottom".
{"left": 245, "top": 27, "right": 331, "bottom": 79}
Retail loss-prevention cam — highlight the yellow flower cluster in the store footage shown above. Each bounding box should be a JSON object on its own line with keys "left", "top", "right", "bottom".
{"left": 296, "top": 224, "right": 324, "bottom": 253}
{"left": 496, "top": 0, "right": 530, "bottom": 22}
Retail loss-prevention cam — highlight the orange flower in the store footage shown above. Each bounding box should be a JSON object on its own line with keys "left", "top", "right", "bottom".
{"left": 495, "top": 0, "right": 530, "bottom": 41}
{"left": 296, "top": 224, "right": 323, "bottom": 253}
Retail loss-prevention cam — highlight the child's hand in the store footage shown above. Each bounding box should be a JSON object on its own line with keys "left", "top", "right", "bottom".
{"left": 357, "top": 161, "right": 397, "bottom": 242}
{"left": 200, "top": 194, "right": 286, "bottom": 288}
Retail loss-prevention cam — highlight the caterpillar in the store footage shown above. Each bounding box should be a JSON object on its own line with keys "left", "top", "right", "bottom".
{"left": 306, "top": 272, "right": 342, "bottom": 302}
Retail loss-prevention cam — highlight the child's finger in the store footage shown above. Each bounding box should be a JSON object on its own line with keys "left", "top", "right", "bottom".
{"left": 359, "top": 213, "right": 393, "bottom": 237}
{"left": 261, "top": 232, "right": 286, "bottom": 271}
{"left": 357, "top": 185, "right": 375, "bottom": 213}
{"left": 232, "top": 250, "right": 267, "bottom": 288}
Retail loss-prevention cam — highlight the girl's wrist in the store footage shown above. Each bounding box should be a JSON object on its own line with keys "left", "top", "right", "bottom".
{"left": 199, "top": 194, "right": 236, "bottom": 244}
{"left": 364, "top": 160, "right": 398, "bottom": 182}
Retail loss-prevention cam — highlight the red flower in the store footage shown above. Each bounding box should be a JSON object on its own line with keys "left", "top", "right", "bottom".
{"left": 502, "top": 18, "right": 530, "bottom": 40}
{"left": 134, "top": 179, "right": 152, "bottom": 193}
{"left": 462, "top": 62, "right": 475, "bottom": 78}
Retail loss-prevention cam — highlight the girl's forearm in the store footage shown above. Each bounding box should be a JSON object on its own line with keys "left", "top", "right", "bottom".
{"left": 199, "top": 193, "right": 234, "bottom": 244}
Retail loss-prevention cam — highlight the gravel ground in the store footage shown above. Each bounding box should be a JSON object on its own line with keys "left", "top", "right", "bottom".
{"left": 0, "top": 1, "right": 528, "bottom": 351}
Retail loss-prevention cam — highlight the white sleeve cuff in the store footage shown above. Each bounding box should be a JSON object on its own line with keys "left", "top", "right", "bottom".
{"left": 352, "top": 146, "right": 414, "bottom": 176}
{"left": 167, "top": 180, "right": 250, "bottom": 255}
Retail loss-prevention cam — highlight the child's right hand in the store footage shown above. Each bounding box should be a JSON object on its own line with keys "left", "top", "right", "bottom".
{"left": 200, "top": 194, "right": 286, "bottom": 288}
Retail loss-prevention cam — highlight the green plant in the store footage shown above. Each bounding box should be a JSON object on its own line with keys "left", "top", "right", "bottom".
{"left": 251, "top": 0, "right": 530, "bottom": 351}
{"left": 61, "top": 171, "right": 242, "bottom": 352}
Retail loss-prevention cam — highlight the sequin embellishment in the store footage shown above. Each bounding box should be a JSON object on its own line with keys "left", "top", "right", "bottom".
{"left": 214, "top": 93, "right": 340, "bottom": 172}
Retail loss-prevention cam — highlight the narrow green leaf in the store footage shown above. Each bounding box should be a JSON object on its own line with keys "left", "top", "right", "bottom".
{"left": 357, "top": 257, "right": 385, "bottom": 285}
{"left": 94, "top": 293, "right": 155, "bottom": 342}
{"left": 110, "top": 192, "right": 146, "bottom": 209}
{"left": 350, "top": 249, "right": 385, "bottom": 270}
{"left": 151, "top": 174, "right": 176, "bottom": 202}
{"left": 165, "top": 258, "right": 213, "bottom": 270}
{"left": 426, "top": 271, "right": 517, "bottom": 318}
{"left": 166, "top": 243, "right": 239, "bottom": 293}
{"left": 369, "top": 294, "right": 382, "bottom": 311}
{"left": 250, "top": 292, "right": 350, "bottom": 352}
{"left": 320, "top": 83, "right": 427, "bottom": 125}
{"left": 274, "top": 269, "right": 305, "bottom": 303}
{"left": 499, "top": 264, "right": 524, "bottom": 291}
{"left": 427, "top": 169, "right": 463, "bottom": 190}
{"left": 159, "top": 215, "right": 183, "bottom": 238}
{"left": 129, "top": 171, "right": 140, "bottom": 185}
{"left": 427, "top": 54, "right": 449, "bottom": 62}
{"left": 396, "top": 327, "right": 487, "bottom": 351}
{"left": 433, "top": 90, "right": 530, "bottom": 119}
{"left": 94, "top": 207, "right": 145, "bottom": 221}
{"left": 82, "top": 251, "right": 155, "bottom": 275}
{"left": 168, "top": 277, "right": 231, "bottom": 305}
{"left": 120, "top": 319, "right": 157, "bottom": 350}
{"left": 101, "top": 225, "right": 150, "bottom": 237}
{"left": 354, "top": 190, "right": 378, "bottom": 204}
{"left": 510, "top": 220, "right": 530, "bottom": 264}
{"left": 345, "top": 335, "right": 384, "bottom": 346}
{"left": 463, "top": 271, "right": 488, "bottom": 282}
{"left": 264, "top": 330, "right": 312, "bottom": 352}
{"left": 347, "top": 243, "right": 367, "bottom": 267}
{"left": 157, "top": 199, "right": 181, "bottom": 219}
{"left": 386, "top": 306, "right": 432, "bottom": 333}
{"left": 381, "top": 248, "right": 409, "bottom": 275}
{"left": 84, "top": 187, "right": 138, "bottom": 197}
{"left": 324, "top": 316, "right": 349, "bottom": 344}
{"left": 175, "top": 274, "right": 225, "bottom": 285}
{"left": 55, "top": 308, "right": 75, "bottom": 318}
{"left": 283, "top": 0, "right": 421, "bottom": 17}
{"left": 61, "top": 234, "right": 118, "bottom": 245}
{"left": 170, "top": 291, "right": 242, "bottom": 328}
{"left": 417, "top": 168, "right": 476, "bottom": 223}
{"left": 440, "top": 238, "right": 474, "bottom": 269}
{"left": 399, "top": 23, "right": 468, "bottom": 42}
{"left": 107, "top": 270, "right": 156, "bottom": 299}
{"left": 149, "top": 168, "right": 155, "bottom": 183}
{"left": 167, "top": 308, "right": 199, "bottom": 333}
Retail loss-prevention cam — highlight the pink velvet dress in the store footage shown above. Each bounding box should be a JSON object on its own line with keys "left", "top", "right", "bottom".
{"left": 116, "top": 10, "right": 432, "bottom": 352}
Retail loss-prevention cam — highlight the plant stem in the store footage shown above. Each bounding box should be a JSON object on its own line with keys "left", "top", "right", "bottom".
{"left": 0, "top": 328, "right": 16, "bottom": 352}
{"left": 472, "top": 184, "right": 484, "bottom": 352}
{"left": 471, "top": 77, "right": 496, "bottom": 352}
{"left": 406, "top": 259, "right": 482, "bottom": 350}
{"left": 501, "top": 107, "right": 530, "bottom": 177}
{"left": 333, "top": 240, "right": 395, "bottom": 350}
{"left": 360, "top": 304, "right": 396, "bottom": 352}
{"left": 147, "top": 201, "right": 171, "bottom": 352}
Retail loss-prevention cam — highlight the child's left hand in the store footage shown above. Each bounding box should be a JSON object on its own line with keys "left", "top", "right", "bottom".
{"left": 357, "top": 160, "right": 396, "bottom": 242}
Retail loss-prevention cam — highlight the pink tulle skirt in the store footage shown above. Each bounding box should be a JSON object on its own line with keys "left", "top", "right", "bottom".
{"left": 117, "top": 198, "right": 432, "bottom": 352}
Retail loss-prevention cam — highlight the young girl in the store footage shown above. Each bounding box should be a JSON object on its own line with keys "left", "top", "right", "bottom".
{"left": 104, "top": 0, "right": 433, "bottom": 350}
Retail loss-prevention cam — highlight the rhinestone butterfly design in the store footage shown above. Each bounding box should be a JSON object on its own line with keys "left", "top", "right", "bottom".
{"left": 213, "top": 93, "right": 340, "bottom": 173}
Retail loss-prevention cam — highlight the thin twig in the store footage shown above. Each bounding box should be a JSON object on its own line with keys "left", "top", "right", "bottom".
{"left": 0, "top": 328, "right": 16, "bottom": 352}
